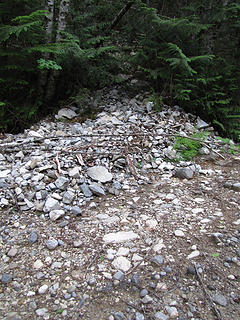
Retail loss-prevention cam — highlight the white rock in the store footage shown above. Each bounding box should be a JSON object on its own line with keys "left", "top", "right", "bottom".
{"left": 192, "top": 208, "right": 204, "bottom": 214}
{"left": 200, "top": 218, "right": 211, "bottom": 223}
{"left": 112, "top": 256, "right": 132, "bottom": 272}
{"left": 146, "top": 219, "right": 158, "bottom": 229}
{"left": 116, "top": 247, "right": 130, "bottom": 256}
{"left": 103, "top": 231, "right": 139, "bottom": 243}
{"left": 174, "top": 230, "right": 185, "bottom": 237}
{"left": 1, "top": 198, "right": 9, "bottom": 206}
{"left": 187, "top": 250, "right": 200, "bottom": 259}
{"left": 43, "top": 197, "right": 61, "bottom": 212}
{"left": 102, "top": 272, "right": 112, "bottom": 280}
{"left": 87, "top": 166, "right": 113, "bottom": 183}
{"left": 132, "top": 253, "right": 143, "bottom": 261}
{"left": 28, "top": 130, "right": 44, "bottom": 138}
{"left": 56, "top": 108, "right": 77, "bottom": 119}
{"left": 36, "top": 308, "right": 48, "bottom": 316}
{"left": 0, "top": 169, "right": 10, "bottom": 178}
{"left": 106, "top": 248, "right": 116, "bottom": 260}
{"left": 33, "top": 259, "right": 44, "bottom": 269}
{"left": 49, "top": 209, "right": 65, "bottom": 221}
{"left": 38, "top": 284, "right": 48, "bottom": 294}
{"left": 68, "top": 167, "right": 79, "bottom": 178}
{"left": 15, "top": 151, "right": 24, "bottom": 158}
{"left": 153, "top": 240, "right": 165, "bottom": 253}
{"left": 233, "top": 219, "right": 240, "bottom": 225}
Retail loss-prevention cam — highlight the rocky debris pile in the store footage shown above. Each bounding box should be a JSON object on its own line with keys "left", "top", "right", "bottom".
{"left": 0, "top": 86, "right": 240, "bottom": 320}
{"left": 0, "top": 88, "right": 238, "bottom": 217}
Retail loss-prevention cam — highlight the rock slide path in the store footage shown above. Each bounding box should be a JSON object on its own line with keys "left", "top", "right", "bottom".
{"left": 0, "top": 86, "right": 239, "bottom": 320}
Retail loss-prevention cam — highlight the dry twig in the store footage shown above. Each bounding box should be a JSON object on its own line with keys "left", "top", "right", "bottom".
{"left": 54, "top": 152, "right": 62, "bottom": 176}
{"left": 194, "top": 263, "right": 222, "bottom": 320}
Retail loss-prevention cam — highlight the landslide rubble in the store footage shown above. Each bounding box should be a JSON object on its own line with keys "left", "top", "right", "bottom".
{"left": 0, "top": 86, "right": 239, "bottom": 320}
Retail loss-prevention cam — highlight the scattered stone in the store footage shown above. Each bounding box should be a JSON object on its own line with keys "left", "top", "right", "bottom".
{"left": 136, "top": 312, "right": 145, "bottom": 320}
{"left": 73, "top": 240, "right": 83, "bottom": 248}
{"left": 38, "top": 284, "right": 48, "bottom": 294}
{"left": 71, "top": 206, "right": 82, "bottom": 216}
{"left": 151, "top": 255, "right": 164, "bottom": 265}
{"left": 2, "top": 312, "right": 22, "bottom": 320}
{"left": 113, "top": 312, "right": 125, "bottom": 320}
{"left": 46, "top": 238, "right": 58, "bottom": 250}
{"left": 197, "top": 117, "right": 209, "bottom": 129}
{"left": 44, "top": 197, "right": 61, "bottom": 212}
{"left": 187, "top": 266, "right": 197, "bottom": 275}
{"left": 80, "top": 183, "right": 93, "bottom": 197}
{"left": 103, "top": 231, "right": 139, "bottom": 243}
{"left": 140, "top": 289, "right": 148, "bottom": 298}
{"left": 131, "top": 273, "right": 140, "bottom": 286}
{"left": 155, "top": 312, "right": 169, "bottom": 320}
{"left": 165, "top": 306, "right": 178, "bottom": 318}
{"left": 187, "top": 250, "right": 200, "bottom": 259}
{"left": 89, "top": 183, "right": 105, "bottom": 196}
{"left": 33, "top": 260, "right": 44, "bottom": 269}
{"left": 28, "top": 231, "right": 38, "bottom": 244}
{"left": 35, "top": 308, "right": 48, "bottom": 316}
{"left": 49, "top": 209, "right": 65, "bottom": 221}
{"left": 174, "top": 167, "right": 194, "bottom": 180}
{"left": 142, "top": 295, "right": 153, "bottom": 304}
{"left": 56, "top": 108, "right": 77, "bottom": 119}
{"left": 55, "top": 176, "right": 69, "bottom": 191}
{"left": 112, "top": 256, "right": 132, "bottom": 272}
{"left": 1, "top": 273, "right": 13, "bottom": 284}
{"left": 232, "top": 183, "right": 240, "bottom": 191}
{"left": 113, "top": 271, "right": 125, "bottom": 281}
{"left": 87, "top": 166, "right": 113, "bottom": 183}
{"left": 7, "top": 247, "right": 18, "bottom": 257}
{"left": 212, "top": 293, "right": 228, "bottom": 307}
{"left": 174, "top": 230, "right": 185, "bottom": 237}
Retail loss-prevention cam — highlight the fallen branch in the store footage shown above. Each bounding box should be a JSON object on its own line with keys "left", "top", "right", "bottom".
{"left": 125, "top": 144, "right": 138, "bottom": 177}
{"left": 54, "top": 152, "right": 62, "bottom": 175}
{"left": 84, "top": 244, "right": 106, "bottom": 278}
{"left": 194, "top": 263, "right": 222, "bottom": 320}
{"left": 126, "top": 243, "right": 155, "bottom": 276}
{"left": 76, "top": 153, "right": 85, "bottom": 166}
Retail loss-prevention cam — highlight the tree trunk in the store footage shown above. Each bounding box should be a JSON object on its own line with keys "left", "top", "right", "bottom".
{"left": 56, "top": 0, "right": 70, "bottom": 42}
{"left": 45, "top": 0, "right": 70, "bottom": 104}
{"left": 37, "top": 0, "right": 55, "bottom": 101}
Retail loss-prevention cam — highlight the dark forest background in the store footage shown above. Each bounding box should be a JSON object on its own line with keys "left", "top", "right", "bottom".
{"left": 0, "top": 0, "right": 239, "bottom": 140}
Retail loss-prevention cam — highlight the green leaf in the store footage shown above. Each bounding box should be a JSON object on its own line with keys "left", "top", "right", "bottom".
{"left": 56, "top": 308, "right": 65, "bottom": 314}
{"left": 211, "top": 253, "right": 220, "bottom": 258}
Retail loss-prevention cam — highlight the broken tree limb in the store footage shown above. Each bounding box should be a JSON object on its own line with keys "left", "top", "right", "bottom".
{"left": 95, "top": 1, "right": 135, "bottom": 48}
{"left": 194, "top": 263, "right": 222, "bottom": 320}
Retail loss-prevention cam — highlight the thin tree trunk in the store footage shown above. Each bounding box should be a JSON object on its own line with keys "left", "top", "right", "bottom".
{"left": 38, "top": 0, "right": 55, "bottom": 100}
{"left": 45, "top": 0, "right": 70, "bottom": 104}
{"left": 96, "top": 1, "right": 134, "bottom": 48}
{"left": 56, "top": 0, "right": 70, "bottom": 42}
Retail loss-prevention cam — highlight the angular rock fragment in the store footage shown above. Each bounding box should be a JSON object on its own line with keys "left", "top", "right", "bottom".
{"left": 174, "top": 167, "right": 194, "bottom": 179}
{"left": 87, "top": 166, "right": 113, "bottom": 183}
{"left": 103, "top": 231, "right": 139, "bottom": 243}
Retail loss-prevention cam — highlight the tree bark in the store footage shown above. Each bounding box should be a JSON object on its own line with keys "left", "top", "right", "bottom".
{"left": 96, "top": 1, "right": 135, "bottom": 48}
{"left": 37, "top": 0, "right": 55, "bottom": 101}
{"left": 56, "top": 0, "right": 70, "bottom": 42}
{"left": 45, "top": 0, "right": 70, "bottom": 104}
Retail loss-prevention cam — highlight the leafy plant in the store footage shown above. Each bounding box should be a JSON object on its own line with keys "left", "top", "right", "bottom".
{"left": 173, "top": 132, "right": 210, "bottom": 160}
{"left": 211, "top": 253, "right": 220, "bottom": 258}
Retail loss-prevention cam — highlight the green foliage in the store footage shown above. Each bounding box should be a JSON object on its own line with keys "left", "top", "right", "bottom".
{"left": 216, "top": 136, "right": 240, "bottom": 155}
{"left": 37, "top": 58, "right": 62, "bottom": 70}
{"left": 148, "top": 92, "right": 163, "bottom": 111}
{"left": 173, "top": 132, "right": 210, "bottom": 160}
{"left": 128, "top": 0, "right": 240, "bottom": 141}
